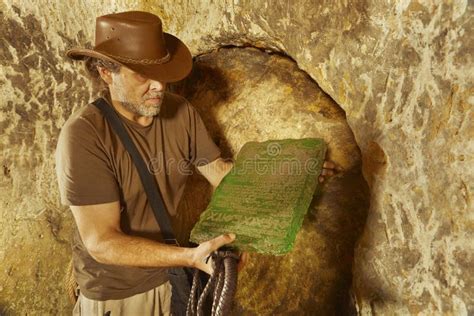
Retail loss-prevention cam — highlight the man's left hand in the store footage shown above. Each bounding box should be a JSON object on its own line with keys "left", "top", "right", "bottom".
{"left": 318, "top": 160, "right": 342, "bottom": 183}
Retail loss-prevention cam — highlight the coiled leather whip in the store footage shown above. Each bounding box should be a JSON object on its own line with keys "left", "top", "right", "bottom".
{"left": 186, "top": 250, "right": 240, "bottom": 316}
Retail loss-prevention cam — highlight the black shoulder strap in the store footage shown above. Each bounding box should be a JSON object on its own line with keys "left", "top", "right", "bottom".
{"left": 92, "top": 98, "right": 178, "bottom": 245}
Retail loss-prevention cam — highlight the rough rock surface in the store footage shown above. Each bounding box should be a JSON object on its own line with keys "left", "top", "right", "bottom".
{"left": 1, "top": 0, "right": 472, "bottom": 315}
{"left": 0, "top": 2, "right": 96, "bottom": 314}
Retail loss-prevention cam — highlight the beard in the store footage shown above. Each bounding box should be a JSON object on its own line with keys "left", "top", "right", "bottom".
{"left": 119, "top": 92, "right": 164, "bottom": 117}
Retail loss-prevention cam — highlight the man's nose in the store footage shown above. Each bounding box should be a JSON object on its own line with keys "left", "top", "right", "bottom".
{"left": 149, "top": 79, "right": 166, "bottom": 92}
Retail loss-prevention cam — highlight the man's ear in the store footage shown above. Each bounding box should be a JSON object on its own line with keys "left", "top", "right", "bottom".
{"left": 97, "top": 66, "right": 114, "bottom": 85}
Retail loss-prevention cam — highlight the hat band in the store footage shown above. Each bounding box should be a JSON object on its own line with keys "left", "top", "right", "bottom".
{"left": 103, "top": 51, "right": 171, "bottom": 65}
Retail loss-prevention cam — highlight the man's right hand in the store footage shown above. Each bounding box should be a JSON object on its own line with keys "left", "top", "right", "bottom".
{"left": 191, "top": 233, "right": 236, "bottom": 275}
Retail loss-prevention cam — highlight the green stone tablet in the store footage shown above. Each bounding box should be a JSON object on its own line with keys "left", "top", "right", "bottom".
{"left": 189, "top": 138, "right": 326, "bottom": 255}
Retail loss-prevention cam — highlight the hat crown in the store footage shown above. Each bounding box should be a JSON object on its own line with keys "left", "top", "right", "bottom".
{"left": 94, "top": 11, "right": 169, "bottom": 63}
{"left": 66, "top": 11, "right": 193, "bottom": 82}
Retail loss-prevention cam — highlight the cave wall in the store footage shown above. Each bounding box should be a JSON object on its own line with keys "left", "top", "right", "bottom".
{"left": 1, "top": 0, "right": 472, "bottom": 315}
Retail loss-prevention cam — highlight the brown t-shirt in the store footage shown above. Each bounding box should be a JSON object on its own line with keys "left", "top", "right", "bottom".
{"left": 55, "top": 92, "right": 221, "bottom": 300}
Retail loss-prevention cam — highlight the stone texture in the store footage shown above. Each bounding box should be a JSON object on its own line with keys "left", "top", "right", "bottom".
{"left": 190, "top": 138, "right": 326, "bottom": 254}
{"left": 1, "top": 0, "right": 472, "bottom": 315}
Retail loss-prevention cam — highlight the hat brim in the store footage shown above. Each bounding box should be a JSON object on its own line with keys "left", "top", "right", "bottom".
{"left": 66, "top": 33, "right": 192, "bottom": 83}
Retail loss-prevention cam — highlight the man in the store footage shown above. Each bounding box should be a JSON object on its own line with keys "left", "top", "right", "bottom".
{"left": 56, "top": 10, "right": 337, "bottom": 316}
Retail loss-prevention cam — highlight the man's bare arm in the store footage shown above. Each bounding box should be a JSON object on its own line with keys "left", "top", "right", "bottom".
{"left": 196, "top": 157, "right": 234, "bottom": 189}
{"left": 70, "top": 201, "right": 234, "bottom": 274}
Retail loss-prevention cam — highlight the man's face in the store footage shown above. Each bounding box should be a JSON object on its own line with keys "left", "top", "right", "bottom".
{"left": 109, "top": 66, "right": 167, "bottom": 117}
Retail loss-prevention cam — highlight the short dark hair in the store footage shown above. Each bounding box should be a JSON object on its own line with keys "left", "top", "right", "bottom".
{"left": 84, "top": 57, "right": 121, "bottom": 88}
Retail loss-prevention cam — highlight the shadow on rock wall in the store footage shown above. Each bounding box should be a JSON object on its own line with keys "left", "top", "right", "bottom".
{"left": 171, "top": 47, "right": 370, "bottom": 315}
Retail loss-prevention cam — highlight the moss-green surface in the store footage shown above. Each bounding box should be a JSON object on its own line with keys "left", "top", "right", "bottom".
{"left": 190, "top": 138, "right": 326, "bottom": 254}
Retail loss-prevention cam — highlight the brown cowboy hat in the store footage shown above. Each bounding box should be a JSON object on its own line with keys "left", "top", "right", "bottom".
{"left": 67, "top": 11, "right": 192, "bottom": 83}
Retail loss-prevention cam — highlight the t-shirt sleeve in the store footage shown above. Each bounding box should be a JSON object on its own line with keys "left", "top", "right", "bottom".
{"left": 55, "top": 117, "right": 120, "bottom": 206}
{"left": 186, "top": 103, "right": 221, "bottom": 167}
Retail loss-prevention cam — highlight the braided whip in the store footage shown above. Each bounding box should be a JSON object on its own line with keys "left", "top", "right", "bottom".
{"left": 187, "top": 250, "right": 240, "bottom": 316}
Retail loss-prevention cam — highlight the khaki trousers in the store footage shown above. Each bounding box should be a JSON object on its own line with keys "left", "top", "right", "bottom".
{"left": 72, "top": 281, "right": 172, "bottom": 316}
